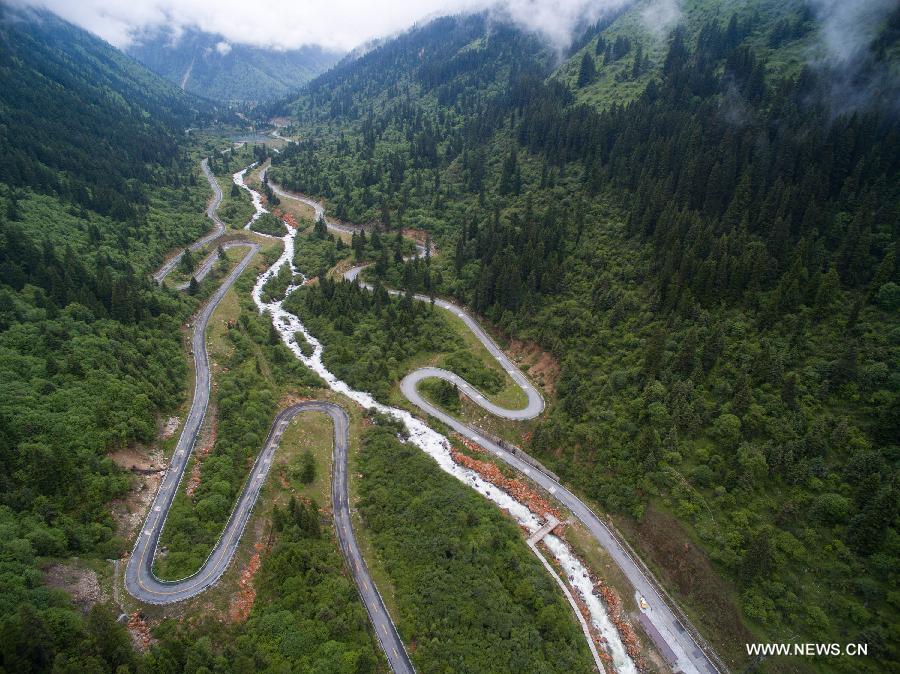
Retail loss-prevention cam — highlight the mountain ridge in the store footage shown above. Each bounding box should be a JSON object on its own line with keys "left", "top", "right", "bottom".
{"left": 267, "top": 6, "right": 899, "bottom": 672}
{"left": 127, "top": 25, "right": 343, "bottom": 103}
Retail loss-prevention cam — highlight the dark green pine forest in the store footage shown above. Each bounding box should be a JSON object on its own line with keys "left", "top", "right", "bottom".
{"left": 267, "top": 2, "right": 899, "bottom": 671}
{"left": 0, "top": 7, "right": 203, "bottom": 671}
{"left": 0, "top": 7, "right": 381, "bottom": 673}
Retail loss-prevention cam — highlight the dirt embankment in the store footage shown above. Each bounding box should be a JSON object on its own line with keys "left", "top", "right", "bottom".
{"left": 401, "top": 227, "right": 435, "bottom": 254}
{"left": 162, "top": 416, "right": 179, "bottom": 439}
{"left": 107, "top": 414, "right": 185, "bottom": 540}
{"left": 108, "top": 445, "right": 163, "bottom": 473}
{"left": 451, "top": 440, "right": 652, "bottom": 670}
{"left": 504, "top": 337, "right": 560, "bottom": 395}
{"left": 451, "top": 444, "right": 562, "bottom": 524}
{"left": 43, "top": 558, "right": 155, "bottom": 652}
{"left": 229, "top": 543, "right": 264, "bottom": 623}
{"left": 43, "top": 564, "right": 107, "bottom": 613}
{"left": 594, "top": 579, "right": 643, "bottom": 663}
{"left": 127, "top": 612, "right": 154, "bottom": 651}
{"left": 108, "top": 442, "right": 166, "bottom": 540}
{"left": 185, "top": 418, "right": 217, "bottom": 498}
{"left": 617, "top": 506, "right": 752, "bottom": 662}
{"left": 269, "top": 204, "right": 301, "bottom": 229}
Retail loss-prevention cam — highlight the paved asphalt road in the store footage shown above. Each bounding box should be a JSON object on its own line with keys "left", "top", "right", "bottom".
{"left": 341, "top": 262, "right": 721, "bottom": 674}
{"left": 264, "top": 168, "right": 360, "bottom": 237}
{"left": 265, "top": 173, "right": 429, "bottom": 256}
{"left": 402, "top": 381, "right": 719, "bottom": 674}
{"left": 128, "top": 158, "right": 415, "bottom": 673}
{"left": 153, "top": 158, "right": 226, "bottom": 284}
{"left": 126, "top": 240, "right": 259, "bottom": 602}
{"left": 272, "top": 168, "right": 721, "bottom": 672}
{"left": 164, "top": 240, "right": 255, "bottom": 290}
{"left": 135, "top": 149, "right": 718, "bottom": 673}
{"left": 330, "top": 405, "right": 415, "bottom": 674}
{"left": 345, "top": 261, "right": 544, "bottom": 421}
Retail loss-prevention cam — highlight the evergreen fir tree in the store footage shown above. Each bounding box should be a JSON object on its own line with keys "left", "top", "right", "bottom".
{"left": 577, "top": 52, "right": 596, "bottom": 87}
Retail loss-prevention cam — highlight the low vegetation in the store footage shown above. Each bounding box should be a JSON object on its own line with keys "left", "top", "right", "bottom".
{"left": 357, "top": 422, "right": 595, "bottom": 672}
{"left": 283, "top": 276, "right": 506, "bottom": 403}
{"left": 155, "top": 268, "right": 323, "bottom": 579}
{"left": 250, "top": 212, "right": 287, "bottom": 237}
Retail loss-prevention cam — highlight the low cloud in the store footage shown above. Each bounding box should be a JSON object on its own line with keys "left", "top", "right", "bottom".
{"left": 640, "top": 0, "right": 680, "bottom": 39}
{"left": 215, "top": 40, "right": 231, "bottom": 55}
{"left": 490, "top": 0, "right": 630, "bottom": 51}
{"left": 806, "top": 0, "right": 898, "bottom": 114}
{"left": 16, "top": 0, "right": 632, "bottom": 52}
{"left": 809, "top": 0, "right": 894, "bottom": 66}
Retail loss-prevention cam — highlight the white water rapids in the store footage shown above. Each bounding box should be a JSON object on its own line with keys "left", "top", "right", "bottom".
{"left": 234, "top": 164, "right": 266, "bottom": 230}
{"left": 240, "top": 166, "right": 637, "bottom": 674}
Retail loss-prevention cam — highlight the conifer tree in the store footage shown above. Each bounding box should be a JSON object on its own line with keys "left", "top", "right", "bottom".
{"left": 577, "top": 52, "right": 596, "bottom": 87}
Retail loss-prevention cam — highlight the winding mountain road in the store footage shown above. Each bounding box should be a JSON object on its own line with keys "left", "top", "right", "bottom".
{"left": 264, "top": 170, "right": 429, "bottom": 255}
{"left": 343, "top": 272, "right": 719, "bottom": 674}
{"left": 132, "top": 145, "right": 721, "bottom": 674}
{"left": 344, "top": 267, "right": 719, "bottom": 673}
{"left": 127, "top": 158, "right": 414, "bottom": 674}
{"left": 264, "top": 172, "right": 722, "bottom": 673}
{"left": 401, "top": 376, "right": 719, "bottom": 674}
{"left": 127, "top": 238, "right": 259, "bottom": 602}
{"left": 152, "top": 158, "right": 226, "bottom": 284}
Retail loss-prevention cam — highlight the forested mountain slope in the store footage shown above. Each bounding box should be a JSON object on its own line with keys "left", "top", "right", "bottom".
{"left": 0, "top": 5, "right": 211, "bottom": 221}
{"left": 0, "top": 7, "right": 211, "bottom": 669}
{"left": 128, "top": 26, "right": 342, "bottom": 103}
{"left": 557, "top": 0, "right": 832, "bottom": 109}
{"left": 270, "top": 4, "right": 899, "bottom": 671}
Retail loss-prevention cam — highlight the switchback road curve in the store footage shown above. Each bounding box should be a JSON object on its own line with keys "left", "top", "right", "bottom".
{"left": 152, "top": 158, "right": 226, "bottom": 284}
{"left": 127, "top": 158, "right": 414, "bottom": 674}
{"left": 268, "top": 167, "right": 721, "bottom": 672}
{"left": 338, "top": 270, "right": 720, "bottom": 674}
{"left": 270, "top": 133, "right": 723, "bottom": 673}
{"left": 126, "top": 238, "right": 258, "bottom": 603}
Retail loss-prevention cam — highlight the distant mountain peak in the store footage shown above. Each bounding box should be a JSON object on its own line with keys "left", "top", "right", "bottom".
{"left": 126, "top": 26, "right": 343, "bottom": 104}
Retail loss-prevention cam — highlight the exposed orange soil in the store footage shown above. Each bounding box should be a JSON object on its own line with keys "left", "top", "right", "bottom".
{"left": 566, "top": 580, "right": 613, "bottom": 671}
{"left": 452, "top": 439, "right": 646, "bottom": 669}
{"left": 596, "top": 580, "right": 644, "bottom": 664}
{"left": 505, "top": 336, "right": 560, "bottom": 395}
{"left": 457, "top": 434, "right": 486, "bottom": 454}
{"left": 265, "top": 202, "right": 300, "bottom": 230}
{"left": 185, "top": 420, "right": 217, "bottom": 498}
{"left": 229, "top": 543, "right": 264, "bottom": 623}
{"left": 451, "top": 448, "right": 562, "bottom": 521}
{"left": 127, "top": 612, "right": 154, "bottom": 651}
{"left": 401, "top": 227, "right": 435, "bottom": 253}
{"left": 547, "top": 524, "right": 648, "bottom": 667}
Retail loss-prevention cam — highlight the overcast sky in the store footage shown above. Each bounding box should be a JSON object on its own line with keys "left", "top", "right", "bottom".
{"left": 18, "top": 0, "right": 632, "bottom": 52}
